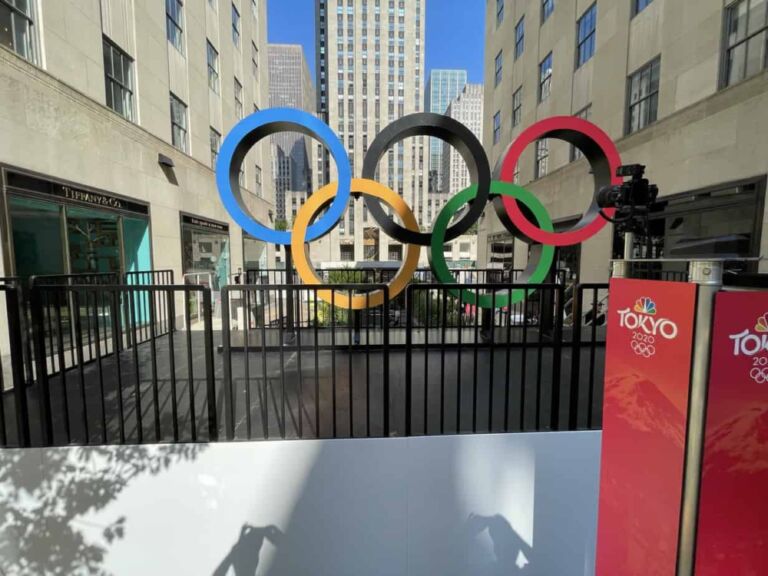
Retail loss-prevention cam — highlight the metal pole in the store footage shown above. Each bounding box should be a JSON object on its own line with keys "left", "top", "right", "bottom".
{"left": 676, "top": 260, "right": 722, "bottom": 576}
{"left": 284, "top": 246, "right": 296, "bottom": 343}
{"left": 611, "top": 231, "right": 634, "bottom": 279}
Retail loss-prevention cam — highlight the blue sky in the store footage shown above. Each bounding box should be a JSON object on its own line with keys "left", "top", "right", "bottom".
{"left": 267, "top": 0, "right": 485, "bottom": 85}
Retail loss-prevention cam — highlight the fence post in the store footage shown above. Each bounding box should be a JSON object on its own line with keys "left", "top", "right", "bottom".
{"left": 220, "top": 286, "right": 234, "bottom": 440}
{"left": 5, "top": 286, "right": 29, "bottom": 446}
{"left": 30, "top": 286, "right": 53, "bottom": 446}
{"left": 284, "top": 247, "right": 296, "bottom": 343}
{"left": 550, "top": 285, "right": 565, "bottom": 431}
{"left": 383, "top": 286, "right": 390, "bottom": 437}
{"left": 405, "top": 285, "right": 413, "bottom": 437}
{"left": 202, "top": 288, "right": 218, "bottom": 442}
{"left": 568, "top": 286, "right": 584, "bottom": 430}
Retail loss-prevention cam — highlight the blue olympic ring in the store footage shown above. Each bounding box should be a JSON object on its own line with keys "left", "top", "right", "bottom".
{"left": 216, "top": 108, "right": 351, "bottom": 245}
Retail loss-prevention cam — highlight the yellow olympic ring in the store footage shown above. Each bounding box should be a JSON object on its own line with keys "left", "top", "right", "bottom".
{"left": 291, "top": 178, "right": 421, "bottom": 309}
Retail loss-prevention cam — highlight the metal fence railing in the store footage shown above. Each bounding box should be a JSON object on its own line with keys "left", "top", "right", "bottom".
{"left": 404, "top": 283, "right": 567, "bottom": 435}
{"left": 568, "top": 283, "right": 609, "bottom": 430}
{"left": 220, "top": 284, "right": 391, "bottom": 441}
{"left": 245, "top": 267, "right": 569, "bottom": 287}
{"left": 0, "top": 274, "right": 607, "bottom": 448}
{"left": 26, "top": 284, "right": 216, "bottom": 447}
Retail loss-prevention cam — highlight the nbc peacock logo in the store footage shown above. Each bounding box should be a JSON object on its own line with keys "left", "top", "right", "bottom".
{"left": 618, "top": 296, "right": 679, "bottom": 358}
{"left": 633, "top": 297, "right": 657, "bottom": 316}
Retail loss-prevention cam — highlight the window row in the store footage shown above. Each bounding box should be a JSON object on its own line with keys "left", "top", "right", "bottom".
{"left": 496, "top": 3, "right": 594, "bottom": 90}
{"left": 166, "top": 0, "right": 245, "bottom": 54}
{"left": 494, "top": 53, "right": 658, "bottom": 147}
{"left": 496, "top": 0, "right": 554, "bottom": 28}
{"left": 495, "top": 0, "right": 764, "bottom": 94}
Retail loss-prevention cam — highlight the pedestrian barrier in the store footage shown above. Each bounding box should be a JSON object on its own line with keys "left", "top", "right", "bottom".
{"left": 0, "top": 274, "right": 607, "bottom": 447}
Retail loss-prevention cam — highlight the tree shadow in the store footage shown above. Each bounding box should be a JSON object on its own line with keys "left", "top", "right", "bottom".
{"left": 0, "top": 443, "right": 207, "bottom": 575}
{"left": 212, "top": 524, "right": 284, "bottom": 576}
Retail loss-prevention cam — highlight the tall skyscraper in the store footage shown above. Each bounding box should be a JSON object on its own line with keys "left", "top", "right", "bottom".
{"left": 425, "top": 69, "right": 467, "bottom": 192}
{"left": 268, "top": 44, "right": 315, "bottom": 224}
{"left": 315, "top": 0, "right": 429, "bottom": 262}
{"left": 441, "top": 84, "right": 484, "bottom": 201}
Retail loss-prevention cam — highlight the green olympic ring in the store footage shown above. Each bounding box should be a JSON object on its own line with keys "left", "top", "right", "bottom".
{"left": 429, "top": 181, "right": 555, "bottom": 308}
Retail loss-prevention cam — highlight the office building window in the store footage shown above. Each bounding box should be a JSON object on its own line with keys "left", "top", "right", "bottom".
{"left": 254, "top": 164, "right": 262, "bottom": 197}
{"left": 166, "top": 0, "right": 184, "bottom": 53}
{"left": 539, "top": 52, "right": 552, "bottom": 101}
{"left": 627, "top": 57, "right": 660, "bottom": 134}
{"left": 251, "top": 41, "right": 259, "bottom": 77}
{"left": 251, "top": 0, "right": 258, "bottom": 17}
{"left": 234, "top": 77, "right": 243, "bottom": 119}
{"left": 207, "top": 41, "right": 219, "bottom": 93}
{"left": 723, "top": 0, "right": 768, "bottom": 87}
{"left": 512, "top": 86, "right": 522, "bottom": 127}
{"left": 493, "top": 111, "right": 501, "bottom": 144}
{"left": 103, "top": 37, "right": 134, "bottom": 121}
{"left": 496, "top": 0, "right": 504, "bottom": 26}
{"left": 0, "top": 0, "right": 37, "bottom": 63}
{"left": 210, "top": 127, "right": 221, "bottom": 167}
{"left": 542, "top": 0, "right": 554, "bottom": 23}
{"left": 232, "top": 3, "right": 241, "bottom": 47}
{"left": 340, "top": 245, "right": 354, "bottom": 261}
{"left": 571, "top": 104, "right": 592, "bottom": 161}
{"left": 170, "top": 93, "right": 188, "bottom": 152}
{"left": 514, "top": 16, "right": 525, "bottom": 59}
{"left": 633, "top": 0, "right": 654, "bottom": 16}
{"left": 494, "top": 50, "right": 503, "bottom": 86}
{"left": 535, "top": 139, "right": 549, "bottom": 179}
{"left": 577, "top": 3, "right": 597, "bottom": 67}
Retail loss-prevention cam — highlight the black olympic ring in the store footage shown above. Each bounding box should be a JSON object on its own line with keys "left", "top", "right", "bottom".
{"left": 361, "top": 112, "right": 491, "bottom": 246}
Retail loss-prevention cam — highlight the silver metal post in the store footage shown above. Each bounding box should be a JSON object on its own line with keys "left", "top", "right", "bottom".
{"left": 611, "top": 231, "right": 634, "bottom": 278}
{"left": 676, "top": 260, "right": 723, "bottom": 576}
{"left": 611, "top": 260, "right": 628, "bottom": 278}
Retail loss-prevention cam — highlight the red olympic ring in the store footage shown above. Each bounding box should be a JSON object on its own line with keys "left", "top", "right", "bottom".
{"left": 499, "top": 116, "right": 623, "bottom": 247}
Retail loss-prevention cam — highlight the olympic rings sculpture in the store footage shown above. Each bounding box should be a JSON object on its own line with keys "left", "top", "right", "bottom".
{"left": 216, "top": 107, "right": 623, "bottom": 310}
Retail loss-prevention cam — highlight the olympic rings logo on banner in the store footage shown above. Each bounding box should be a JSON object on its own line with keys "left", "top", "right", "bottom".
{"left": 749, "top": 367, "right": 768, "bottom": 384}
{"left": 630, "top": 340, "right": 656, "bottom": 358}
{"left": 216, "top": 108, "right": 623, "bottom": 310}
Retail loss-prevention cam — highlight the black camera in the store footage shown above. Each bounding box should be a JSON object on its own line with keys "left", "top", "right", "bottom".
{"left": 596, "top": 164, "right": 659, "bottom": 239}
{"left": 596, "top": 164, "right": 658, "bottom": 212}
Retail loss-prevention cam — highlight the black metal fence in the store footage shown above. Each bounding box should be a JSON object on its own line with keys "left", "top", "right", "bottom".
{"left": 26, "top": 284, "right": 216, "bottom": 447}
{"left": 220, "top": 284, "right": 391, "bottom": 441}
{"left": 0, "top": 272, "right": 607, "bottom": 448}
{"left": 245, "top": 267, "right": 568, "bottom": 286}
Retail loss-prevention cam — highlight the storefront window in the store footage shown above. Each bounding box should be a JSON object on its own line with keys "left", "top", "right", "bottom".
{"left": 615, "top": 178, "right": 765, "bottom": 275}
{"left": 6, "top": 172, "right": 151, "bottom": 283}
{"left": 122, "top": 216, "right": 151, "bottom": 273}
{"left": 8, "top": 195, "right": 65, "bottom": 282}
{"left": 66, "top": 206, "right": 121, "bottom": 274}
{"left": 181, "top": 219, "right": 230, "bottom": 291}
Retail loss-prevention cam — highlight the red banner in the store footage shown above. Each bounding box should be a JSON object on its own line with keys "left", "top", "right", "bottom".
{"left": 695, "top": 292, "right": 768, "bottom": 575}
{"left": 596, "top": 278, "right": 697, "bottom": 576}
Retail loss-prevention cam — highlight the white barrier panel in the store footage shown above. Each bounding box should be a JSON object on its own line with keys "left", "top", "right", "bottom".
{"left": 0, "top": 432, "right": 600, "bottom": 575}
